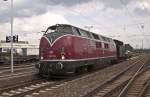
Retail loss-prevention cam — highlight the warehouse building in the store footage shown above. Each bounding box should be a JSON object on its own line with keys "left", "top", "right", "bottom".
{"left": 0, "top": 40, "right": 39, "bottom": 56}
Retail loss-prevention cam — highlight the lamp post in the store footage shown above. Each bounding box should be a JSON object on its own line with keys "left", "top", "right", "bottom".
{"left": 4, "top": 0, "right": 14, "bottom": 73}
{"left": 141, "top": 24, "right": 144, "bottom": 50}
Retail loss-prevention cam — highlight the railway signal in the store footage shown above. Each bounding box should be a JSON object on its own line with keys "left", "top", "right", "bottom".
{"left": 6, "top": 35, "right": 18, "bottom": 42}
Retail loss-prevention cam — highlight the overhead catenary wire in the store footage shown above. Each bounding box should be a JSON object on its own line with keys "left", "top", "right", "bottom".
{"left": 119, "top": 0, "right": 150, "bottom": 49}
{"left": 61, "top": 1, "right": 150, "bottom": 49}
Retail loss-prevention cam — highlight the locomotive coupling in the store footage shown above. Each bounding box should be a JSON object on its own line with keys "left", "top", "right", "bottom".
{"left": 56, "top": 62, "right": 63, "bottom": 69}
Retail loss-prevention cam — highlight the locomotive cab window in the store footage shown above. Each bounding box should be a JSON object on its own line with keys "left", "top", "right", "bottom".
{"left": 104, "top": 43, "right": 109, "bottom": 48}
{"left": 57, "top": 26, "right": 73, "bottom": 34}
{"left": 72, "top": 27, "right": 81, "bottom": 36}
{"left": 96, "top": 42, "right": 102, "bottom": 48}
{"left": 79, "top": 29, "right": 91, "bottom": 38}
{"left": 44, "top": 25, "right": 73, "bottom": 43}
{"left": 106, "top": 38, "right": 110, "bottom": 42}
{"left": 45, "top": 25, "right": 73, "bottom": 34}
{"left": 45, "top": 26, "right": 56, "bottom": 34}
{"left": 101, "top": 36, "right": 107, "bottom": 41}
{"left": 92, "top": 33, "right": 100, "bottom": 40}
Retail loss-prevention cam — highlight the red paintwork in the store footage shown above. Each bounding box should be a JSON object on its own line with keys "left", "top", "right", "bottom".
{"left": 40, "top": 35, "right": 117, "bottom": 60}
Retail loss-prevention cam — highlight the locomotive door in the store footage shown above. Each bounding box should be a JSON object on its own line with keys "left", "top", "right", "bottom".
{"left": 88, "top": 40, "right": 95, "bottom": 58}
{"left": 83, "top": 42, "right": 88, "bottom": 59}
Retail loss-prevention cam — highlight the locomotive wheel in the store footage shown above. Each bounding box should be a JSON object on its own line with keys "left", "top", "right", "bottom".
{"left": 75, "top": 66, "right": 88, "bottom": 74}
{"left": 38, "top": 69, "right": 45, "bottom": 79}
{"left": 38, "top": 73, "right": 45, "bottom": 79}
{"left": 46, "top": 68, "right": 51, "bottom": 79}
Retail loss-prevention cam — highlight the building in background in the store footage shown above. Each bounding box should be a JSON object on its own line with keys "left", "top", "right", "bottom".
{"left": 0, "top": 40, "right": 39, "bottom": 56}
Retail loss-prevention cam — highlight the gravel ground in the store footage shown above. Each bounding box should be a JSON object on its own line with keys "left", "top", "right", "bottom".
{"left": 0, "top": 67, "right": 38, "bottom": 89}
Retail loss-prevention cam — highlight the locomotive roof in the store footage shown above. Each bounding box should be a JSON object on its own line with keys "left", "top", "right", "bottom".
{"left": 48, "top": 24, "right": 123, "bottom": 45}
{"left": 47, "top": 24, "right": 71, "bottom": 30}
{"left": 113, "top": 39, "right": 124, "bottom": 45}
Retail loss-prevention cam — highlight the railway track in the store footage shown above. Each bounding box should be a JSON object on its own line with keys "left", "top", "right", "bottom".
{"left": 0, "top": 63, "right": 39, "bottom": 92}
{"left": 0, "top": 67, "right": 35, "bottom": 74}
{"left": 0, "top": 63, "right": 36, "bottom": 77}
{"left": 0, "top": 73, "right": 56, "bottom": 97}
{"left": 17, "top": 55, "right": 144, "bottom": 97}
{"left": 0, "top": 55, "right": 145, "bottom": 97}
{"left": 84, "top": 55, "right": 150, "bottom": 97}
{"left": 0, "top": 71, "right": 37, "bottom": 80}
{"left": 0, "top": 67, "right": 100, "bottom": 97}
{"left": 0, "top": 71, "right": 39, "bottom": 90}
{"left": 0, "top": 57, "right": 134, "bottom": 97}
{"left": 0, "top": 64, "right": 35, "bottom": 70}
{"left": 118, "top": 67, "right": 150, "bottom": 97}
{"left": 0, "top": 80, "right": 62, "bottom": 97}
{"left": 0, "top": 67, "right": 36, "bottom": 76}
{"left": 143, "top": 79, "right": 150, "bottom": 97}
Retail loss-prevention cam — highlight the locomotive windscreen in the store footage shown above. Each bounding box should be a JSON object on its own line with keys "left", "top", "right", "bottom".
{"left": 44, "top": 25, "right": 73, "bottom": 43}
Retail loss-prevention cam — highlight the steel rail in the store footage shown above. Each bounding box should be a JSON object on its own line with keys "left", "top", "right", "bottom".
{"left": 0, "top": 79, "right": 45, "bottom": 94}
{"left": 118, "top": 59, "right": 148, "bottom": 97}
{"left": 0, "top": 71, "right": 37, "bottom": 79}
{"left": 138, "top": 77, "right": 150, "bottom": 97}
{"left": 0, "top": 64, "right": 34, "bottom": 70}
{"left": 83, "top": 57, "right": 144, "bottom": 97}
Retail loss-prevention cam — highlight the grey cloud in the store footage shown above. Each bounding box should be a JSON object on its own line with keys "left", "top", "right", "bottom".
{"left": 0, "top": 0, "right": 148, "bottom": 23}
{"left": 41, "top": 0, "right": 91, "bottom": 6}
{"left": 98, "top": 0, "right": 150, "bottom": 17}
{"left": 0, "top": 0, "right": 91, "bottom": 23}
{"left": 134, "top": 7, "right": 150, "bottom": 17}
{"left": 99, "top": 0, "right": 131, "bottom": 9}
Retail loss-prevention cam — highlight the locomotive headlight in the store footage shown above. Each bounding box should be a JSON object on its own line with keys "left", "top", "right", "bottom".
{"left": 61, "top": 55, "right": 65, "bottom": 59}
{"left": 41, "top": 56, "right": 43, "bottom": 60}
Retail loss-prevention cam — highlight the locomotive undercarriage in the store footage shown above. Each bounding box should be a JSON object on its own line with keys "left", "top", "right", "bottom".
{"left": 36, "top": 57, "right": 116, "bottom": 78}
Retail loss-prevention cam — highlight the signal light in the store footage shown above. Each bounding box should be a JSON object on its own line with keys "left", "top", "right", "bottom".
{"left": 6, "top": 35, "right": 18, "bottom": 42}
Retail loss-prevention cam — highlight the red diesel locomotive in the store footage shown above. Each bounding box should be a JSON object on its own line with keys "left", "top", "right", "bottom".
{"left": 36, "top": 24, "right": 121, "bottom": 77}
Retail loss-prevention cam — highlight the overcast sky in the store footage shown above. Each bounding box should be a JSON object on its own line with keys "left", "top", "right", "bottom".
{"left": 0, "top": 0, "right": 150, "bottom": 49}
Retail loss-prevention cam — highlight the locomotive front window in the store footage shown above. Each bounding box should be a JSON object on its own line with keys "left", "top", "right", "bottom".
{"left": 57, "top": 26, "right": 73, "bottom": 34}
{"left": 44, "top": 25, "right": 73, "bottom": 43}
{"left": 46, "top": 29, "right": 56, "bottom": 34}
{"left": 45, "top": 26, "right": 57, "bottom": 34}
